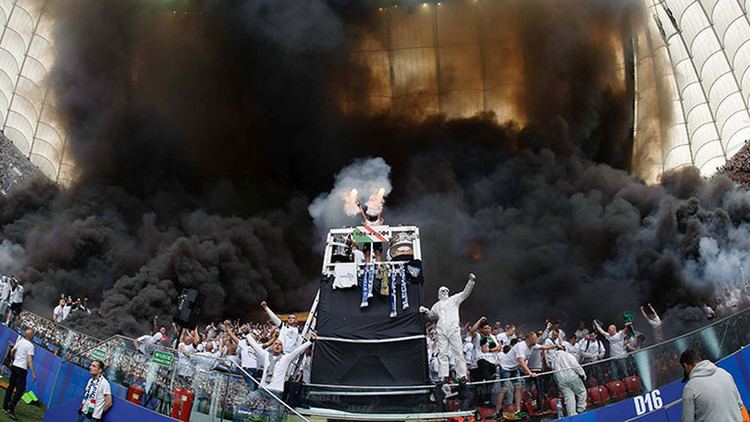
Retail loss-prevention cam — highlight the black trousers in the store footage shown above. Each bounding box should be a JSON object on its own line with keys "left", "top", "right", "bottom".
{"left": 476, "top": 359, "right": 496, "bottom": 405}
{"left": 3, "top": 365, "right": 26, "bottom": 412}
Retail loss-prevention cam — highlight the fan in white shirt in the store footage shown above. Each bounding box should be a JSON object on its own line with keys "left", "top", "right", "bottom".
{"left": 640, "top": 303, "right": 664, "bottom": 343}
{"left": 52, "top": 299, "right": 65, "bottom": 323}
{"left": 496, "top": 324, "right": 517, "bottom": 346}
{"left": 261, "top": 301, "right": 300, "bottom": 352}
{"left": 79, "top": 360, "right": 112, "bottom": 420}
{"left": 245, "top": 332, "right": 315, "bottom": 394}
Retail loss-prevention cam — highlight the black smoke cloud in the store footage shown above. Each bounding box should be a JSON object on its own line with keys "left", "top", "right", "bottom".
{"left": 0, "top": 0, "right": 745, "bottom": 339}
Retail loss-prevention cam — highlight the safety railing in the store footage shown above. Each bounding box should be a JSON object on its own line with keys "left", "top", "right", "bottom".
{"left": 9, "top": 307, "right": 750, "bottom": 419}
{"left": 300, "top": 306, "right": 750, "bottom": 418}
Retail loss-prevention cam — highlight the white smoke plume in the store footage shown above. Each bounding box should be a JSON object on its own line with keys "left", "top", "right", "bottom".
{"left": 308, "top": 157, "right": 392, "bottom": 235}
{"left": 0, "top": 240, "right": 24, "bottom": 275}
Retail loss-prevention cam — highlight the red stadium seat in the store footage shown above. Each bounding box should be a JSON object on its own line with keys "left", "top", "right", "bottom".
{"left": 606, "top": 380, "right": 627, "bottom": 401}
{"left": 623, "top": 376, "right": 642, "bottom": 395}
{"left": 587, "top": 385, "right": 609, "bottom": 406}
{"left": 549, "top": 397, "right": 561, "bottom": 413}
{"left": 585, "top": 376, "right": 598, "bottom": 387}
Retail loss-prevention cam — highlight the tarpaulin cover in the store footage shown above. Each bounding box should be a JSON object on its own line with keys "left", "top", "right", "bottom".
{"left": 311, "top": 260, "right": 428, "bottom": 386}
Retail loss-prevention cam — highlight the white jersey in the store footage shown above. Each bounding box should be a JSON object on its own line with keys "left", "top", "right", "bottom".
{"left": 501, "top": 340, "right": 535, "bottom": 371}
{"left": 12, "top": 337, "right": 34, "bottom": 369}
{"left": 604, "top": 331, "right": 628, "bottom": 358}
{"left": 647, "top": 316, "right": 664, "bottom": 342}
{"left": 237, "top": 336, "right": 259, "bottom": 369}
{"left": 137, "top": 332, "right": 163, "bottom": 354}
{"left": 578, "top": 338, "right": 605, "bottom": 363}
{"left": 80, "top": 376, "right": 111, "bottom": 419}
{"left": 279, "top": 324, "right": 300, "bottom": 352}
{"left": 497, "top": 332, "right": 516, "bottom": 346}
{"left": 247, "top": 337, "right": 312, "bottom": 393}
{"left": 9, "top": 285, "right": 23, "bottom": 304}
{"left": 0, "top": 280, "right": 10, "bottom": 301}
{"left": 53, "top": 305, "right": 64, "bottom": 322}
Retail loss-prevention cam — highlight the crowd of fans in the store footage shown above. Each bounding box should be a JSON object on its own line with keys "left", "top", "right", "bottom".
{"left": 0, "top": 133, "right": 44, "bottom": 195}
{"left": 3, "top": 276, "right": 747, "bottom": 420}
{"left": 717, "top": 139, "right": 750, "bottom": 186}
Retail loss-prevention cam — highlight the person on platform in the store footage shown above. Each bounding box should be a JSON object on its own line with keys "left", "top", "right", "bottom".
{"left": 680, "top": 348, "right": 745, "bottom": 422}
{"left": 3, "top": 328, "right": 36, "bottom": 420}
{"left": 261, "top": 301, "right": 300, "bottom": 352}
{"left": 78, "top": 360, "right": 112, "bottom": 421}
{"left": 553, "top": 350, "right": 587, "bottom": 416}
{"left": 420, "top": 273, "right": 477, "bottom": 385}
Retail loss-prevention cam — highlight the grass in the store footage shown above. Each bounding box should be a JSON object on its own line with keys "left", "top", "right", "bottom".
{"left": 0, "top": 386, "right": 45, "bottom": 422}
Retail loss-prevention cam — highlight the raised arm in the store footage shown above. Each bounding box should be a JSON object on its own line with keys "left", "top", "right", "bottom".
{"left": 263, "top": 329, "right": 279, "bottom": 348}
{"left": 593, "top": 321, "right": 607, "bottom": 337}
{"left": 260, "top": 301, "right": 283, "bottom": 328}
{"left": 639, "top": 306, "right": 650, "bottom": 321}
{"left": 226, "top": 326, "right": 241, "bottom": 345}
{"left": 469, "top": 316, "right": 486, "bottom": 336}
{"left": 245, "top": 332, "right": 268, "bottom": 358}
{"left": 648, "top": 303, "right": 659, "bottom": 320}
{"left": 283, "top": 337, "right": 315, "bottom": 364}
{"left": 453, "top": 273, "right": 476, "bottom": 304}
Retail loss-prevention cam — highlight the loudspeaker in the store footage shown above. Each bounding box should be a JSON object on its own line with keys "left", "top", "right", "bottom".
{"left": 175, "top": 288, "right": 202, "bottom": 326}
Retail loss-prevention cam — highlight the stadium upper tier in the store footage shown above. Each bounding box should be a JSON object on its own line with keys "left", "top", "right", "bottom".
{"left": 2, "top": 0, "right": 750, "bottom": 186}
{"left": 0, "top": 0, "right": 71, "bottom": 185}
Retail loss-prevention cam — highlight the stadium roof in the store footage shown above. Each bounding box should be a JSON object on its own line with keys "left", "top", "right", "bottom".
{"left": 633, "top": 0, "right": 750, "bottom": 182}
{"left": 0, "top": 0, "right": 71, "bottom": 185}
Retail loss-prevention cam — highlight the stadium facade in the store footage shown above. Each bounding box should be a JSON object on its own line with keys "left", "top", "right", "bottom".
{"left": 0, "top": 0, "right": 749, "bottom": 186}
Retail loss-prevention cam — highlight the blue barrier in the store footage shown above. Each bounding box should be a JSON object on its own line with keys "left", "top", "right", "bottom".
{"left": 569, "top": 345, "right": 750, "bottom": 421}
{"left": 0, "top": 325, "right": 175, "bottom": 421}
{"left": 42, "top": 397, "right": 177, "bottom": 422}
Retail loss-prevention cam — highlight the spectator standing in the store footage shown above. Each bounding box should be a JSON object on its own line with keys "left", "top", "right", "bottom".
{"left": 0, "top": 276, "right": 10, "bottom": 321}
{"left": 574, "top": 321, "right": 589, "bottom": 341}
{"left": 594, "top": 321, "right": 629, "bottom": 379}
{"left": 680, "top": 349, "right": 745, "bottom": 422}
{"left": 553, "top": 350, "right": 587, "bottom": 416}
{"left": 497, "top": 324, "right": 516, "bottom": 347}
{"left": 62, "top": 298, "right": 73, "bottom": 321}
{"left": 246, "top": 332, "right": 314, "bottom": 393}
{"left": 6, "top": 279, "right": 23, "bottom": 326}
{"left": 261, "top": 301, "right": 300, "bottom": 352}
{"left": 495, "top": 332, "right": 549, "bottom": 420}
{"left": 78, "top": 360, "right": 112, "bottom": 421}
{"left": 469, "top": 317, "right": 500, "bottom": 405}
{"left": 640, "top": 303, "right": 664, "bottom": 343}
{"left": 3, "top": 328, "right": 36, "bottom": 420}
{"left": 53, "top": 299, "right": 65, "bottom": 323}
